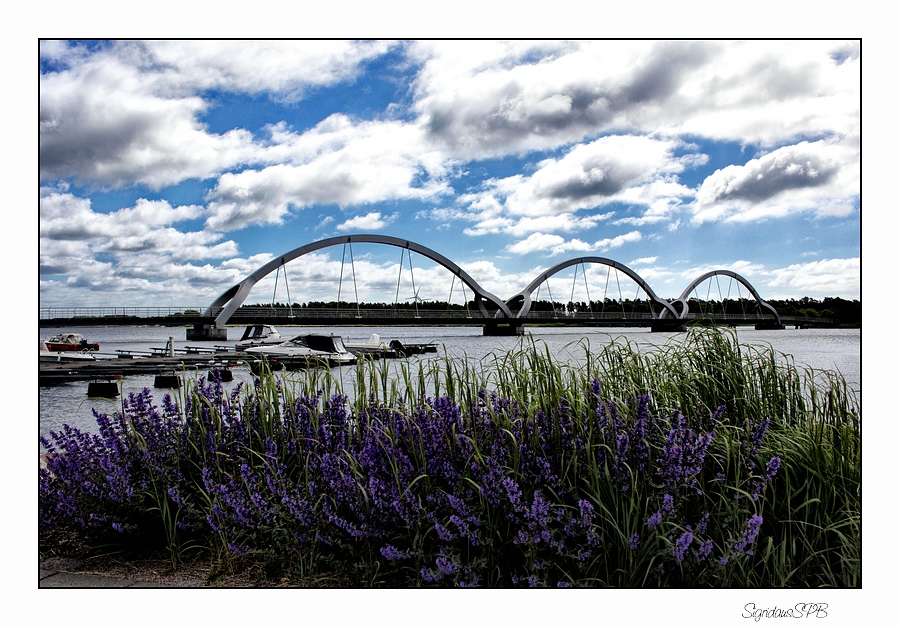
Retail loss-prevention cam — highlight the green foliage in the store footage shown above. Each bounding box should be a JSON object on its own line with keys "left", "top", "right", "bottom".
{"left": 40, "top": 327, "right": 860, "bottom": 587}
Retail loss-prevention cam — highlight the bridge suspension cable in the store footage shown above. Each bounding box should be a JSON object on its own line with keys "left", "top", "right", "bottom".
{"left": 407, "top": 249, "right": 420, "bottom": 318}
{"left": 337, "top": 243, "right": 361, "bottom": 318}
{"left": 447, "top": 274, "right": 472, "bottom": 318}
{"left": 569, "top": 262, "right": 594, "bottom": 318}
{"left": 391, "top": 247, "right": 424, "bottom": 317}
{"left": 543, "top": 279, "right": 558, "bottom": 317}
{"left": 271, "top": 262, "right": 294, "bottom": 318}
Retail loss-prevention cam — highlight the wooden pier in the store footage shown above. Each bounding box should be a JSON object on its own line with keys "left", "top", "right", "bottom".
{"left": 39, "top": 340, "right": 437, "bottom": 387}
{"left": 39, "top": 351, "right": 247, "bottom": 386}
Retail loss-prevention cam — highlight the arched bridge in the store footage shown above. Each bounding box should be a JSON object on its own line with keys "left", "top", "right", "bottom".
{"left": 185, "top": 234, "right": 788, "bottom": 338}
{"left": 204, "top": 234, "right": 512, "bottom": 328}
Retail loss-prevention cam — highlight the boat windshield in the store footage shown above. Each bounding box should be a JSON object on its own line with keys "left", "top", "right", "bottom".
{"left": 241, "top": 325, "right": 274, "bottom": 340}
{"left": 305, "top": 335, "right": 339, "bottom": 352}
{"left": 49, "top": 333, "right": 83, "bottom": 343}
{"left": 285, "top": 335, "right": 342, "bottom": 352}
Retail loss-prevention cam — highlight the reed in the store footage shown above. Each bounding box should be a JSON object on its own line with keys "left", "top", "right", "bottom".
{"left": 39, "top": 327, "right": 860, "bottom": 587}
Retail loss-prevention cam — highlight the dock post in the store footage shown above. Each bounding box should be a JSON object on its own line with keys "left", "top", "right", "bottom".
{"left": 650, "top": 319, "right": 687, "bottom": 332}
{"left": 186, "top": 323, "right": 228, "bottom": 341}
{"left": 87, "top": 382, "right": 119, "bottom": 397}
{"left": 482, "top": 322, "right": 524, "bottom": 336}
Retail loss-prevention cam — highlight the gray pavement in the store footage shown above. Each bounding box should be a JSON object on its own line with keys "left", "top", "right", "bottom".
{"left": 39, "top": 557, "right": 204, "bottom": 588}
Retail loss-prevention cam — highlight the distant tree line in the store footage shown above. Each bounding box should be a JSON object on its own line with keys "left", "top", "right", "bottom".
{"left": 764, "top": 297, "right": 860, "bottom": 326}
{"left": 238, "top": 296, "right": 861, "bottom": 326}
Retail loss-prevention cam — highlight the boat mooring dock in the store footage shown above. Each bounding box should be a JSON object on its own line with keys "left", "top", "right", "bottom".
{"left": 39, "top": 340, "right": 438, "bottom": 389}
{"left": 38, "top": 351, "right": 247, "bottom": 386}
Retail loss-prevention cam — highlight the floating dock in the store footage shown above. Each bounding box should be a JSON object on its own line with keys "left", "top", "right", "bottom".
{"left": 38, "top": 352, "right": 246, "bottom": 386}
{"left": 39, "top": 341, "right": 437, "bottom": 386}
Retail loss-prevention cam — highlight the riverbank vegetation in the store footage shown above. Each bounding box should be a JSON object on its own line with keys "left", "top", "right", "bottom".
{"left": 39, "top": 327, "right": 860, "bottom": 587}
{"left": 242, "top": 295, "right": 861, "bottom": 326}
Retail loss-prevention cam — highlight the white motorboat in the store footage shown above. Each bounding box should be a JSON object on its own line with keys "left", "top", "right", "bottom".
{"left": 234, "top": 324, "right": 284, "bottom": 350}
{"left": 40, "top": 340, "right": 97, "bottom": 363}
{"left": 244, "top": 333, "right": 357, "bottom": 368}
{"left": 343, "top": 333, "right": 397, "bottom": 357}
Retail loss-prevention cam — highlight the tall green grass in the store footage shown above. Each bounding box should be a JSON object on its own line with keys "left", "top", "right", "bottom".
{"left": 337, "top": 326, "right": 860, "bottom": 586}
{"left": 40, "top": 326, "right": 860, "bottom": 587}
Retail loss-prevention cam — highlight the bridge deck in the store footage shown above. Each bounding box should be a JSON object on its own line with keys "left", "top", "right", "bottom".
{"left": 39, "top": 309, "right": 831, "bottom": 328}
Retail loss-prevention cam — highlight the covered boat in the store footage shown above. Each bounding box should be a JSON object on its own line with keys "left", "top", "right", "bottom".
{"left": 244, "top": 333, "right": 357, "bottom": 368}
{"left": 45, "top": 333, "right": 100, "bottom": 352}
{"left": 234, "top": 324, "right": 284, "bottom": 350}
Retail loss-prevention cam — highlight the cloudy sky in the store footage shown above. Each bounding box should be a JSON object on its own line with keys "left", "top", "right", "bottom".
{"left": 39, "top": 40, "right": 860, "bottom": 311}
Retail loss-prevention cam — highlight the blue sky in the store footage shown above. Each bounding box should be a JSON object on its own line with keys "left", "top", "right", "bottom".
{"left": 39, "top": 40, "right": 860, "bottom": 310}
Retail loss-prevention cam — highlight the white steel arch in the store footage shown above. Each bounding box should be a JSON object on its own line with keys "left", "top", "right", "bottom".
{"left": 204, "top": 234, "right": 512, "bottom": 327}
{"left": 673, "top": 270, "right": 782, "bottom": 324}
{"left": 508, "top": 256, "right": 679, "bottom": 319}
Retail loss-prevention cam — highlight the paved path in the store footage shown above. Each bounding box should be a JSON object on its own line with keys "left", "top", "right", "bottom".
{"left": 39, "top": 558, "right": 203, "bottom": 588}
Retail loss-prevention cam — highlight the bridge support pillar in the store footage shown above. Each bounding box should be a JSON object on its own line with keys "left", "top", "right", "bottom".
{"left": 186, "top": 323, "right": 228, "bottom": 341}
{"left": 483, "top": 322, "right": 524, "bottom": 336}
{"left": 650, "top": 320, "right": 687, "bottom": 332}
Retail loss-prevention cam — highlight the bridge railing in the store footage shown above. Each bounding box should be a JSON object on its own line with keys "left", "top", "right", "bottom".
{"left": 224, "top": 307, "right": 481, "bottom": 320}
{"left": 40, "top": 306, "right": 207, "bottom": 320}
{"left": 39, "top": 306, "right": 485, "bottom": 320}
{"left": 39, "top": 306, "right": 833, "bottom": 325}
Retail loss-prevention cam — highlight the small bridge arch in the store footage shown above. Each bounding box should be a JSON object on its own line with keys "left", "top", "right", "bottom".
{"left": 509, "top": 256, "right": 679, "bottom": 319}
{"left": 672, "top": 269, "right": 782, "bottom": 325}
{"left": 203, "top": 234, "right": 512, "bottom": 327}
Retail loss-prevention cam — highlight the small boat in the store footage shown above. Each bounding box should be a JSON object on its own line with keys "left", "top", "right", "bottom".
{"left": 244, "top": 333, "right": 357, "bottom": 368}
{"left": 343, "top": 333, "right": 398, "bottom": 358}
{"left": 387, "top": 339, "right": 438, "bottom": 356}
{"left": 45, "top": 333, "right": 100, "bottom": 352}
{"left": 40, "top": 340, "right": 97, "bottom": 363}
{"left": 234, "top": 324, "right": 284, "bottom": 351}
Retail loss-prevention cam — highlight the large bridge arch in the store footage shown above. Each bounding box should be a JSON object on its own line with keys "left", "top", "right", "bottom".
{"left": 204, "top": 234, "right": 512, "bottom": 327}
{"left": 673, "top": 270, "right": 781, "bottom": 324}
{"left": 509, "top": 256, "right": 679, "bottom": 319}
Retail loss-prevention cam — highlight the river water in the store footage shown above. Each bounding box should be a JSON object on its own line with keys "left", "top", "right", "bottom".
{"left": 38, "top": 324, "right": 860, "bottom": 443}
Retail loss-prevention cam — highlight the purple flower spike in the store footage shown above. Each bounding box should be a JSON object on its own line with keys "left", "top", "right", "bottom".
{"left": 380, "top": 544, "right": 408, "bottom": 561}
{"left": 697, "top": 539, "right": 713, "bottom": 562}
{"left": 765, "top": 456, "right": 781, "bottom": 482}
{"left": 674, "top": 531, "right": 693, "bottom": 563}
{"left": 732, "top": 514, "right": 764, "bottom": 557}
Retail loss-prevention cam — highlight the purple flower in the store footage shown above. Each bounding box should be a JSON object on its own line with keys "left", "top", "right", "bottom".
{"left": 732, "top": 514, "right": 764, "bottom": 557}
{"left": 765, "top": 456, "right": 781, "bottom": 482}
{"left": 380, "top": 544, "right": 408, "bottom": 561}
{"left": 674, "top": 531, "right": 693, "bottom": 563}
{"left": 696, "top": 539, "right": 713, "bottom": 562}
{"left": 695, "top": 512, "right": 710, "bottom": 535}
{"left": 435, "top": 556, "right": 457, "bottom": 575}
{"left": 629, "top": 532, "right": 640, "bottom": 550}
{"left": 435, "top": 522, "right": 454, "bottom": 542}
{"left": 662, "top": 494, "right": 674, "bottom": 515}
{"left": 578, "top": 499, "right": 594, "bottom": 524}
